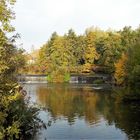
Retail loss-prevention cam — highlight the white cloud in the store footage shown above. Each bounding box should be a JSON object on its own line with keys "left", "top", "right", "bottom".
{"left": 13, "top": 0, "right": 140, "bottom": 51}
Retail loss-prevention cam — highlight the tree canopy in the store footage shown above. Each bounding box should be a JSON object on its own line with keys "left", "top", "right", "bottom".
{"left": 25, "top": 26, "right": 140, "bottom": 85}
{"left": 0, "top": 1, "right": 41, "bottom": 139}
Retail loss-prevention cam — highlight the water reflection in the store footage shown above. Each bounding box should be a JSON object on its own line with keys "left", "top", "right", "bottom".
{"left": 25, "top": 83, "right": 140, "bottom": 140}
{"left": 110, "top": 102, "right": 140, "bottom": 140}
{"left": 37, "top": 84, "right": 101, "bottom": 125}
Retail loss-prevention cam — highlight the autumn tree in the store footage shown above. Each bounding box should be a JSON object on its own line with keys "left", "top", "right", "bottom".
{"left": 0, "top": 1, "right": 42, "bottom": 139}
{"left": 36, "top": 26, "right": 140, "bottom": 86}
{"left": 42, "top": 32, "right": 71, "bottom": 82}
{"left": 0, "top": 0, "right": 16, "bottom": 32}
{"left": 64, "top": 29, "right": 78, "bottom": 69}
{"left": 83, "top": 30, "right": 99, "bottom": 71}
{"left": 114, "top": 53, "right": 128, "bottom": 85}
{"left": 37, "top": 44, "right": 48, "bottom": 73}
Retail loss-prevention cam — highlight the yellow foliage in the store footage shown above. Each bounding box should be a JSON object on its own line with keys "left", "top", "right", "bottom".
{"left": 82, "top": 63, "right": 92, "bottom": 72}
{"left": 114, "top": 53, "right": 128, "bottom": 85}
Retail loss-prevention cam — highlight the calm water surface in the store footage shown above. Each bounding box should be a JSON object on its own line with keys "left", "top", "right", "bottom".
{"left": 24, "top": 83, "right": 140, "bottom": 140}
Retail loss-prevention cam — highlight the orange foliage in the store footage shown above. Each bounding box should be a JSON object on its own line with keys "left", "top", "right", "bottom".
{"left": 114, "top": 53, "right": 128, "bottom": 85}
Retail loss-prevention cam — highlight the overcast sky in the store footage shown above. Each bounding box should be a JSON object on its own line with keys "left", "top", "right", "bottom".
{"left": 13, "top": 0, "right": 140, "bottom": 52}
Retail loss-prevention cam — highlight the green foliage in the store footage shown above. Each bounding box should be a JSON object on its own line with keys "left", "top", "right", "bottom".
{"left": 37, "top": 28, "right": 100, "bottom": 80}
{"left": 0, "top": 30, "right": 25, "bottom": 82}
{"left": 126, "top": 40, "right": 140, "bottom": 84}
{"left": 34, "top": 26, "right": 140, "bottom": 86}
{"left": 96, "top": 31, "right": 122, "bottom": 72}
{"left": 113, "top": 87, "right": 140, "bottom": 103}
{"left": 0, "top": 84, "right": 42, "bottom": 139}
{"left": 0, "top": 0, "right": 16, "bottom": 32}
{"left": 47, "top": 69, "right": 70, "bottom": 83}
{"left": 0, "top": 1, "right": 44, "bottom": 139}
{"left": 84, "top": 29, "right": 99, "bottom": 64}
{"left": 64, "top": 73, "right": 70, "bottom": 82}
{"left": 93, "top": 79, "right": 104, "bottom": 84}
{"left": 47, "top": 74, "right": 52, "bottom": 82}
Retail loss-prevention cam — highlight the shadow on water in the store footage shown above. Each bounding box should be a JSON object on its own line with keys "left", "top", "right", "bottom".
{"left": 24, "top": 83, "right": 140, "bottom": 140}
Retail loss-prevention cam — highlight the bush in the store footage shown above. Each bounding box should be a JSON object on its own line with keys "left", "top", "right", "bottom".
{"left": 47, "top": 74, "right": 52, "bottom": 82}
{"left": 64, "top": 73, "right": 70, "bottom": 82}
{"left": 47, "top": 69, "right": 70, "bottom": 83}
{"left": 0, "top": 83, "right": 45, "bottom": 140}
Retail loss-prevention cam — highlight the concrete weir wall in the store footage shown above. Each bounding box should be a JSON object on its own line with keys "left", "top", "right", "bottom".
{"left": 18, "top": 74, "right": 48, "bottom": 83}
{"left": 18, "top": 74, "right": 110, "bottom": 84}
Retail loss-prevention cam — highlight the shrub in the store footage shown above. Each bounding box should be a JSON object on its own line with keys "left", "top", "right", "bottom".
{"left": 64, "top": 73, "right": 70, "bottom": 82}
{"left": 47, "top": 68, "right": 70, "bottom": 83}
{"left": 0, "top": 83, "right": 45, "bottom": 140}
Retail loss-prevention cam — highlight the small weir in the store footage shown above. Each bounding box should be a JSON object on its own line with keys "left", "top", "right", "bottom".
{"left": 18, "top": 74, "right": 110, "bottom": 85}
{"left": 18, "top": 75, "right": 48, "bottom": 83}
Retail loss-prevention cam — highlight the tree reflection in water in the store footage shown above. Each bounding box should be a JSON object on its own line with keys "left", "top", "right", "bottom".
{"left": 35, "top": 84, "right": 140, "bottom": 140}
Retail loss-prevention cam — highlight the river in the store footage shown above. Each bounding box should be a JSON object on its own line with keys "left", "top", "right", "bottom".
{"left": 22, "top": 77, "right": 140, "bottom": 140}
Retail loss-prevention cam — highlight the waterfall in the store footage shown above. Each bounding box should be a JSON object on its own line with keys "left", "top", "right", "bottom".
{"left": 18, "top": 75, "right": 47, "bottom": 83}
{"left": 70, "top": 76, "right": 79, "bottom": 83}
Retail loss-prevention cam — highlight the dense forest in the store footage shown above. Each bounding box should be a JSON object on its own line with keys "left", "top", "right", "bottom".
{"left": 25, "top": 26, "right": 140, "bottom": 85}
